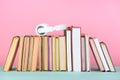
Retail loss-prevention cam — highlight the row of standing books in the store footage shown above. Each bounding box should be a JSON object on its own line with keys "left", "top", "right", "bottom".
{"left": 3, "top": 27, "right": 115, "bottom": 72}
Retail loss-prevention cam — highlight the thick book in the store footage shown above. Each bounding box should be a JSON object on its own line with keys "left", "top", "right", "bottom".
{"left": 93, "top": 38, "right": 110, "bottom": 71}
{"left": 100, "top": 42, "right": 115, "bottom": 72}
{"left": 89, "top": 38, "right": 105, "bottom": 71}
{"left": 41, "top": 36, "right": 48, "bottom": 71}
{"left": 22, "top": 36, "right": 30, "bottom": 71}
{"left": 59, "top": 36, "right": 67, "bottom": 71}
{"left": 72, "top": 27, "right": 81, "bottom": 72}
{"left": 52, "top": 37, "right": 56, "bottom": 71}
{"left": 17, "top": 36, "right": 24, "bottom": 71}
{"left": 4, "top": 36, "right": 20, "bottom": 71}
{"left": 65, "top": 29, "right": 72, "bottom": 71}
{"left": 31, "top": 36, "right": 40, "bottom": 71}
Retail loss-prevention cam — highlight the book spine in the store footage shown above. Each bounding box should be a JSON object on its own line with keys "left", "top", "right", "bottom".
{"left": 72, "top": 28, "right": 81, "bottom": 72}
{"left": 66, "top": 30, "right": 72, "bottom": 71}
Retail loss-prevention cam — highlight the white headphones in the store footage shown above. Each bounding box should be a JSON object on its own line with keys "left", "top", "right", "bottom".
{"left": 35, "top": 23, "right": 68, "bottom": 35}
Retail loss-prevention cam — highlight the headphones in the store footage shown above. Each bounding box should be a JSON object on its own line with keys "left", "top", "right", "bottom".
{"left": 35, "top": 23, "right": 68, "bottom": 35}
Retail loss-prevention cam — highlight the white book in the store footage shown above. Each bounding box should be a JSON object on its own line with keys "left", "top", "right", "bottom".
{"left": 72, "top": 27, "right": 81, "bottom": 72}
{"left": 85, "top": 35, "right": 90, "bottom": 71}
{"left": 66, "top": 30, "right": 72, "bottom": 71}
{"left": 93, "top": 38, "right": 109, "bottom": 71}
{"left": 81, "top": 37, "right": 86, "bottom": 71}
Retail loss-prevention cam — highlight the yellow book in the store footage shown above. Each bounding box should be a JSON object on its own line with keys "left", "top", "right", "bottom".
{"left": 4, "top": 36, "right": 20, "bottom": 71}
{"left": 59, "top": 36, "right": 67, "bottom": 71}
{"left": 56, "top": 37, "right": 60, "bottom": 71}
{"left": 52, "top": 37, "right": 56, "bottom": 71}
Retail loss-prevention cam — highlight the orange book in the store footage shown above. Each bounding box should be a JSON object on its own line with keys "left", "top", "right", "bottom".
{"left": 41, "top": 36, "right": 48, "bottom": 71}
{"left": 31, "top": 36, "right": 40, "bottom": 71}
{"left": 28, "top": 36, "right": 34, "bottom": 71}
{"left": 4, "top": 36, "right": 20, "bottom": 71}
{"left": 22, "top": 36, "right": 30, "bottom": 71}
{"left": 17, "top": 36, "right": 24, "bottom": 71}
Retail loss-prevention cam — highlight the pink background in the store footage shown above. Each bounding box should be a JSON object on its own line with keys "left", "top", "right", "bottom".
{"left": 0, "top": 0, "right": 120, "bottom": 66}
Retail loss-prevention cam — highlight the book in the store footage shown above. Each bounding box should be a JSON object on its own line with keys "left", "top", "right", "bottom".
{"left": 48, "top": 36, "right": 52, "bottom": 71}
{"left": 41, "top": 36, "right": 48, "bottom": 71}
{"left": 65, "top": 29, "right": 72, "bottom": 71}
{"left": 59, "top": 36, "right": 67, "bottom": 71}
{"left": 31, "top": 36, "right": 40, "bottom": 71}
{"left": 85, "top": 35, "right": 90, "bottom": 71}
{"left": 37, "top": 36, "right": 41, "bottom": 71}
{"left": 89, "top": 38, "right": 105, "bottom": 71}
{"left": 4, "top": 36, "right": 20, "bottom": 71}
{"left": 22, "top": 36, "right": 30, "bottom": 71}
{"left": 100, "top": 42, "right": 115, "bottom": 72}
{"left": 56, "top": 37, "right": 60, "bottom": 71}
{"left": 28, "top": 36, "right": 34, "bottom": 71}
{"left": 52, "top": 37, "right": 56, "bottom": 71}
{"left": 17, "top": 36, "right": 24, "bottom": 71}
{"left": 93, "top": 38, "right": 110, "bottom": 71}
{"left": 72, "top": 27, "right": 81, "bottom": 72}
{"left": 81, "top": 35, "right": 86, "bottom": 71}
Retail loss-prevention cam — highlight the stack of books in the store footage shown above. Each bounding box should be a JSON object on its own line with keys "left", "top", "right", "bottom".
{"left": 3, "top": 27, "right": 115, "bottom": 72}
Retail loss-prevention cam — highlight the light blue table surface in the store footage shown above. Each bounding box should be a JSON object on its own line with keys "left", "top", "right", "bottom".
{"left": 0, "top": 66, "right": 120, "bottom": 80}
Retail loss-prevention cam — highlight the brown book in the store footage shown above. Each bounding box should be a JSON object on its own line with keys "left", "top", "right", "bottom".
{"left": 41, "top": 36, "right": 48, "bottom": 71}
{"left": 100, "top": 42, "right": 116, "bottom": 72}
{"left": 4, "top": 36, "right": 20, "bottom": 71}
{"left": 89, "top": 38, "right": 105, "bottom": 71}
{"left": 59, "top": 36, "right": 67, "bottom": 71}
{"left": 22, "top": 36, "right": 30, "bottom": 71}
{"left": 31, "top": 36, "right": 40, "bottom": 71}
{"left": 52, "top": 37, "right": 56, "bottom": 71}
{"left": 28, "top": 36, "right": 34, "bottom": 71}
{"left": 17, "top": 36, "right": 24, "bottom": 71}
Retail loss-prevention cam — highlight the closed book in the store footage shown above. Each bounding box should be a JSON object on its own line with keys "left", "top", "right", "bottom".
{"left": 48, "top": 36, "right": 52, "bottom": 71}
{"left": 4, "top": 36, "right": 20, "bottom": 71}
{"left": 17, "top": 36, "right": 24, "bottom": 71}
{"left": 100, "top": 42, "right": 116, "bottom": 72}
{"left": 31, "top": 36, "right": 40, "bottom": 71}
{"left": 85, "top": 35, "right": 90, "bottom": 71}
{"left": 65, "top": 29, "right": 72, "bottom": 71}
{"left": 28, "top": 36, "right": 34, "bottom": 71}
{"left": 56, "top": 37, "right": 60, "bottom": 71}
{"left": 72, "top": 27, "right": 81, "bottom": 72}
{"left": 52, "top": 37, "right": 56, "bottom": 71}
{"left": 59, "top": 36, "right": 67, "bottom": 71}
{"left": 93, "top": 38, "right": 110, "bottom": 71}
{"left": 81, "top": 36, "right": 86, "bottom": 71}
{"left": 22, "top": 36, "right": 30, "bottom": 71}
{"left": 89, "top": 38, "right": 105, "bottom": 71}
{"left": 37, "top": 36, "right": 41, "bottom": 71}
{"left": 41, "top": 36, "right": 48, "bottom": 71}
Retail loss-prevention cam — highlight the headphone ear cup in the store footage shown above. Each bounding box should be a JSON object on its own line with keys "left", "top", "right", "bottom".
{"left": 35, "top": 23, "right": 49, "bottom": 35}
